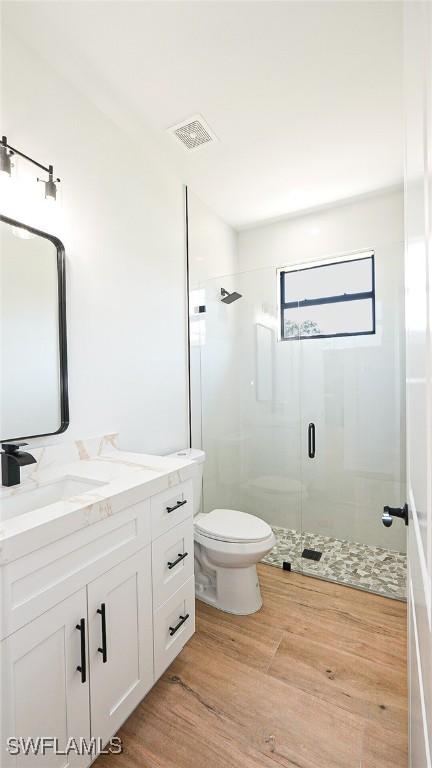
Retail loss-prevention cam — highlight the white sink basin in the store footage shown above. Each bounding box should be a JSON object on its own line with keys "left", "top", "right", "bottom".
{"left": 0, "top": 476, "right": 107, "bottom": 521}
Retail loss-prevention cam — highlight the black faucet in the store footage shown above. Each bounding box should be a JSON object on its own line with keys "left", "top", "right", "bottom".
{"left": 1, "top": 442, "right": 37, "bottom": 487}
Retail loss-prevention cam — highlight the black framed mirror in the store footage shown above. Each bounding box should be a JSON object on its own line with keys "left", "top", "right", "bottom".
{"left": 0, "top": 214, "right": 69, "bottom": 440}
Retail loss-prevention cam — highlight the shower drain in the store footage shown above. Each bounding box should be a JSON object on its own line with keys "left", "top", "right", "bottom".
{"left": 301, "top": 548, "right": 323, "bottom": 562}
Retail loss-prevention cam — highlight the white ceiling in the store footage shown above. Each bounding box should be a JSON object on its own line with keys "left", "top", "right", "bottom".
{"left": 3, "top": 1, "right": 404, "bottom": 230}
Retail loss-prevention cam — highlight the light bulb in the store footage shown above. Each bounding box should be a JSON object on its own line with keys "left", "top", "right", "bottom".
{"left": 44, "top": 177, "right": 57, "bottom": 202}
{"left": 44, "top": 193, "right": 57, "bottom": 207}
{"left": 0, "top": 168, "right": 12, "bottom": 205}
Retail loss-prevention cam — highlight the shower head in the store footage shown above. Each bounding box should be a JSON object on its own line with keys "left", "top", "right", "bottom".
{"left": 220, "top": 287, "right": 242, "bottom": 304}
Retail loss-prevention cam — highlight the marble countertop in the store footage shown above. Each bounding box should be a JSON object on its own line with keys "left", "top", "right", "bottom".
{"left": 0, "top": 438, "right": 197, "bottom": 564}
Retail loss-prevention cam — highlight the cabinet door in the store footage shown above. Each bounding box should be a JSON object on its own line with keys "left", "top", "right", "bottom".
{"left": 87, "top": 547, "right": 153, "bottom": 748}
{"left": 1, "top": 589, "right": 90, "bottom": 768}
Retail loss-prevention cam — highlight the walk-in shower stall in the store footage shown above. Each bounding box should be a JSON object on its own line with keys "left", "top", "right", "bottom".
{"left": 189, "top": 245, "right": 406, "bottom": 599}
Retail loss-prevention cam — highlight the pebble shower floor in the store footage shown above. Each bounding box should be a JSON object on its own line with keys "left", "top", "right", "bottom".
{"left": 262, "top": 526, "right": 407, "bottom": 600}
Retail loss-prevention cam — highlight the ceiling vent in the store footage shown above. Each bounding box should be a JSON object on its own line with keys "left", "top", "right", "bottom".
{"left": 167, "top": 114, "right": 217, "bottom": 150}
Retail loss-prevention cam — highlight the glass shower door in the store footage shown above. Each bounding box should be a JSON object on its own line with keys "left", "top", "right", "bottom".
{"left": 298, "top": 245, "right": 406, "bottom": 596}
{"left": 192, "top": 246, "right": 406, "bottom": 596}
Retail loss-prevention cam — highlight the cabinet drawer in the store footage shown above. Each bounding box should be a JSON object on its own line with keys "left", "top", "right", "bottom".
{"left": 151, "top": 480, "right": 193, "bottom": 539}
{"left": 153, "top": 576, "right": 195, "bottom": 680}
{"left": 152, "top": 520, "right": 194, "bottom": 610}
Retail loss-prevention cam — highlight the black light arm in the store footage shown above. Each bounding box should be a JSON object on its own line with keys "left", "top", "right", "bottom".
{"left": 2, "top": 135, "right": 60, "bottom": 180}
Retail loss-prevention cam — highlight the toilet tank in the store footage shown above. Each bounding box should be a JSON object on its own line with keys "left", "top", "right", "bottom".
{"left": 168, "top": 448, "right": 205, "bottom": 517}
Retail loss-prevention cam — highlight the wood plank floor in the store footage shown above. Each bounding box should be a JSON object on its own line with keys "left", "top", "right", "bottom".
{"left": 95, "top": 564, "right": 408, "bottom": 768}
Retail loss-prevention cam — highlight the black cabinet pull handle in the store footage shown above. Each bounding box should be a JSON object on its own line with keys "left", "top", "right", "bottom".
{"left": 308, "top": 423, "right": 316, "bottom": 459}
{"left": 76, "top": 618, "right": 87, "bottom": 684}
{"left": 167, "top": 552, "right": 188, "bottom": 570}
{"left": 382, "top": 503, "right": 409, "bottom": 528}
{"left": 169, "top": 613, "right": 190, "bottom": 636}
{"left": 97, "top": 603, "right": 107, "bottom": 663}
{"left": 166, "top": 499, "right": 187, "bottom": 514}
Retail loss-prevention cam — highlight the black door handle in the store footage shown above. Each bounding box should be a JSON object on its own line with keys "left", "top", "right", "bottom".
{"left": 166, "top": 499, "right": 187, "bottom": 514}
{"left": 308, "top": 423, "right": 316, "bottom": 459}
{"left": 76, "top": 618, "right": 87, "bottom": 683}
{"left": 167, "top": 552, "right": 188, "bottom": 570}
{"left": 382, "top": 503, "right": 408, "bottom": 528}
{"left": 97, "top": 603, "right": 108, "bottom": 663}
{"left": 169, "top": 613, "right": 190, "bottom": 636}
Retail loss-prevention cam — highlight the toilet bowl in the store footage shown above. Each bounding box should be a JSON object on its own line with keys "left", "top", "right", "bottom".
{"left": 194, "top": 509, "right": 276, "bottom": 615}
{"left": 168, "top": 449, "right": 276, "bottom": 615}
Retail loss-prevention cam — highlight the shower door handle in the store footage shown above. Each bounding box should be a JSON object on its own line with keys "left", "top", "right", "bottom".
{"left": 382, "top": 503, "right": 409, "bottom": 528}
{"left": 308, "top": 423, "right": 315, "bottom": 459}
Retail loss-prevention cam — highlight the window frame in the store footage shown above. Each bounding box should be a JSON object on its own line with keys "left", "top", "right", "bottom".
{"left": 279, "top": 251, "right": 376, "bottom": 341}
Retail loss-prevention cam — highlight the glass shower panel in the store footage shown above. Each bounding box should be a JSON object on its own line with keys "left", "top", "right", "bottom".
{"left": 194, "top": 248, "right": 406, "bottom": 597}
{"left": 299, "top": 244, "right": 406, "bottom": 594}
{"left": 199, "top": 267, "right": 302, "bottom": 566}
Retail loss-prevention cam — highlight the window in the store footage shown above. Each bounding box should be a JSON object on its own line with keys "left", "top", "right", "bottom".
{"left": 279, "top": 252, "right": 375, "bottom": 340}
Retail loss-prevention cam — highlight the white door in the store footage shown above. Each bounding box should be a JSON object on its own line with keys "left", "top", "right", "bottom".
{"left": 404, "top": 2, "right": 432, "bottom": 765}
{"left": 87, "top": 547, "right": 153, "bottom": 750}
{"left": 1, "top": 589, "right": 90, "bottom": 768}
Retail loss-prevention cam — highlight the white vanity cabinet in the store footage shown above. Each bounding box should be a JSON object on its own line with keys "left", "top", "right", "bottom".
{"left": 1, "top": 475, "right": 195, "bottom": 767}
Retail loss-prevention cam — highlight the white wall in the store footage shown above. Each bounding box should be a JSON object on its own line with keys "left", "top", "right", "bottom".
{"left": 238, "top": 188, "right": 404, "bottom": 271}
{"left": 1, "top": 25, "right": 189, "bottom": 454}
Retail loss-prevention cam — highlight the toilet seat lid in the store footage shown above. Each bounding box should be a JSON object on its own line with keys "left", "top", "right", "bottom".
{"left": 195, "top": 509, "right": 272, "bottom": 543}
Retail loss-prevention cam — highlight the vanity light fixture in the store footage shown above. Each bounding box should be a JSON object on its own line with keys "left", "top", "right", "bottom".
{"left": 1, "top": 135, "right": 60, "bottom": 201}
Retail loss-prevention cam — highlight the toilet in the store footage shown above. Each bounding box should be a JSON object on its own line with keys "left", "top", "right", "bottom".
{"left": 170, "top": 448, "right": 276, "bottom": 615}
